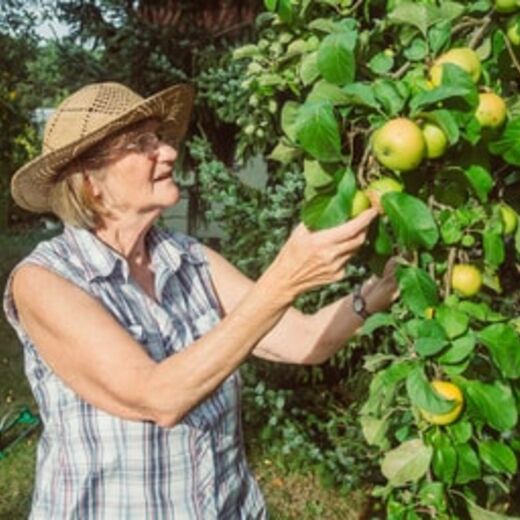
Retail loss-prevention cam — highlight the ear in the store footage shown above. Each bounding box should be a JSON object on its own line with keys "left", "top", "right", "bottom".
{"left": 83, "top": 172, "right": 102, "bottom": 198}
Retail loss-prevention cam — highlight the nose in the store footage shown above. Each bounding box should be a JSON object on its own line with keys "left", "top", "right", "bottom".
{"left": 152, "top": 142, "right": 177, "bottom": 164}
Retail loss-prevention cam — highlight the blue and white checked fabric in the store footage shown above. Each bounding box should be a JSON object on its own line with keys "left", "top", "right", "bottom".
{"left": 3, "top": 224, "right": 267, "bottom": 519}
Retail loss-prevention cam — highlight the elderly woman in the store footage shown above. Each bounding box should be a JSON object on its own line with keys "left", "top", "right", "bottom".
{"left": 4, "top": 82, "right": 397, "bottom": 519}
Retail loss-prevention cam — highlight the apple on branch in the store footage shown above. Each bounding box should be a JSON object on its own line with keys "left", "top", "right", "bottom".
{"left": 372, "top": 118, "right": 426, "bottom": 172}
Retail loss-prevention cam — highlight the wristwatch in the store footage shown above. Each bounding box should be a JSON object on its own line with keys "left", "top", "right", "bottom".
{"left": 353, "top": 284, "right": 371, "bottom": 320}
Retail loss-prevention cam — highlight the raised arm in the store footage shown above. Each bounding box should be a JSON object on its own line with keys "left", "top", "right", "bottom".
{"left": 12, "top": 209, "right": 377, "bottom": 427}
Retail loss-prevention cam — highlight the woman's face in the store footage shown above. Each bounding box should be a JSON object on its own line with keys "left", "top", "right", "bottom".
{"left": 87, "top": 119, "right": 181, "bottom": 222}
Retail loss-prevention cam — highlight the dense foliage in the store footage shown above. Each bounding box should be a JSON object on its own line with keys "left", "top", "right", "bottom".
{"left": 191, "top": 0, "right": 520, "bottom": 517}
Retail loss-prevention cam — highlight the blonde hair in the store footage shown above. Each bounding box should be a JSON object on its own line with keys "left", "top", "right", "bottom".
{"left": 48, "top": 118, "right": 158, "bottom": 230}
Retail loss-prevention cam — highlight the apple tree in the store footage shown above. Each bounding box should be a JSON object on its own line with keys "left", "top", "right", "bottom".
{"left": 226, "top": 0, "right": 520, "bottom": 517}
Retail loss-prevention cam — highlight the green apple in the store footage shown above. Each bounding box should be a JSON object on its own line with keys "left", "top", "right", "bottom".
{"left": 476, "top": 92, "right": 507, "bottom": 129}
{"left": 507, "top": 16, "right": 520, "bottom": 44}
{"left": 372, "top": 118, "right": 426, "bottom": 172}
{"left": 500, "top": 203, "right": 518, "bottom": 234}
{"left": 495, "top": 0, "right": 520, "bottom": 14}
{"left": 351, "top": 190, "right": 371, "bottom": 217}
{"left": 365, "top": 177, "right": 404, "bottom": 214}
{"left": 430, "top": 48, "right": 481, "bottom": 86}
{"left": 422, "top": 122, "right": 448, "bottom": 159}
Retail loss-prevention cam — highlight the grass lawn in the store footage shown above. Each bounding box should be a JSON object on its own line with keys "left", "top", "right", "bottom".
{"left": 0, "top": 226, "right": 368, "bottom": 518}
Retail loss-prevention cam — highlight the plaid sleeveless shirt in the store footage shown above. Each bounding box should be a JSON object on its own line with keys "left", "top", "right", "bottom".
{"left": 3, "top": 224, "right": 267, "bottom": 519}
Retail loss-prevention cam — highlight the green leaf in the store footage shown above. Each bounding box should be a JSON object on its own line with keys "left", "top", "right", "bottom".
{"left": 301, "top": 168, "right": 356, "bottom": 230}
{"left": 483, "top": 213, "right": 505, "bottom": 267}
{"left": 479, "top": 324, "right": 520, "bottom": 379}
{"left": 381, "top": 438, "right": 433, "bottom": 486}
{"left": 303, "top": 160, "right": 334, "bottom": 189}
{"left": 438, "top": 334, "right": 476, "bottom": 365}
{"left": 299, "top": 51, "right": 320, "bottom": 86}
{"left": 268, "top": 141, "right": 300, "bottom": 164}
{"left": 463, "top": 165, "right": 494, "bottom": 203}
{"left": 388, "top": 2, "right": 441, "bottom": 37}
{"left": 448, "top": 420, "right": 473, "bottom": 444}
{"left": 489, "top": 118, "right": 520, "bottom": 166}
{"left": 435, "top": 305, "right": 469, "bottom": 339}
{"left": 373, "top": 80, "right": 407, "bottom": 116}
{"left": 415, "top": 320, "right": 448, "bottom": 357}
{"left": 360, "top": 414, "right": 390, "bottom": 449}
{"left": 418, "top": 482, "right": 446, "bottom": 511}
{"left": 341, "top": 82, "right": 381, "bottom": 109}
{"left": 467, "top": 498, "right": 520, "bottom": 520}
{"left": 317, "top": 32, "right": 356, "bottom": 85}
{"left": 232, "top": 44, "right": 260, "bottom": 60}
{"left": 361, "top": 312, "right": 397, "bottom": 335}
{"left": 374, "top": 218, "right": 393, "bottom": 256}
{"left": 440, "top": 211, "right": 464, "bottom": 245}
{"left": 479, "top": 440, "right": 518, "bottom": 474}
{"left": 276, "top": 0, "right": 293, "bottom": 23}
{"left": 383, "top": 192, "right": 439, "bottom": 250}
{"left": 368, "top": 52, "right": 394, "bottom": 74}
{"left": 458, "top": 301, "right": 490, "bottom": 321}
{"left": 397, "top": 266, "right": 438, "bottom": 316}
{"left": 406, "top": 366, "right": 458, "bottom": 414}
{"left": 454, "top": 444, "right": 481, "bottom": 484}
{"left": 432, "top": 441, "right": 457, "bottom": 484}
{"left": 361, "top": 361, "right": 415, "bottom": 416}
{"left": 410, "top": 64, "right": 479, "bottom": 114}
{"left": 281, "top": 101, "right": 300, "bottom": 142}
{"left": 465, "top": 380, "right": 518, "bottom": 432}
{"left": 307, "top": 80, "right": 352, "bottom": 105}
{"left": 294, "top": 101, "right": 342, "bottom": 162}
{"left": 404, "top": 38, "right": 428, "bottom": 62}
{"left": 428, "top": 20, "right": 451, "bottom": 54}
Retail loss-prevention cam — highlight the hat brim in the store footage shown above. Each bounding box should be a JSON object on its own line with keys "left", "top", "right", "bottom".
{"left": 11, "top": 83, "right": 195, "bottom": 213}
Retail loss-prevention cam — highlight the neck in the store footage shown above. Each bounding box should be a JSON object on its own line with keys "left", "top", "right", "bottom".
{"left": 93, "top": 215, "right": 157, "bottom": 270}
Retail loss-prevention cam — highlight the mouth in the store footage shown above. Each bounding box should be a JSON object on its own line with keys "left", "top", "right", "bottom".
{"left": 154, "top": 173, "right": 173, "bottom": 182}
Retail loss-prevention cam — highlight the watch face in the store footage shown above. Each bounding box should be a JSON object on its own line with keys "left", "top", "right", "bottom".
{"left": 354, "top": 296, "right": 364, "bottom": 313}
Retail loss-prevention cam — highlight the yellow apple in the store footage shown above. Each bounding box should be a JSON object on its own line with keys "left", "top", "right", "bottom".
{"left": 507, "top": 16, "right": 520, "bottom": 44}
{"left": 451, "top": 264, "right": 483, "bottom": 298}
{"left": 422, "top": 122, "right": 448, "bottom": 159}
{"left": 495, "top": 0, "right": 520, "bottom": 14}
{"left": 476, "top": 92, "right": 507, "bottom": 129}
{"left": 365, "top": 177, "right": 404, "bottom": 214}
{"left": 372, "top": 118, "right": 426, "bottom": 172}
{"left": 500, "top": 203, "right": 518, "bottom": 234}
{"left": 430, "top": 48, "right": 481, "bottom": 86}
{"left": 351, "top": 190, "right": 371, "bottom": 217}
{"left": 419, "top": 380, "right": 464, "bottom": 425}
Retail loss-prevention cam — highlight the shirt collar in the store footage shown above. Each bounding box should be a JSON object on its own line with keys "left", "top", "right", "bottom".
{"left": 64, "top": 224, "right": 203, "bottom": 283}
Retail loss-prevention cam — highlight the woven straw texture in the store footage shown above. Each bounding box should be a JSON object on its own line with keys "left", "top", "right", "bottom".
{"left": 11, "top": 82, "right": 195, "bottom": 213}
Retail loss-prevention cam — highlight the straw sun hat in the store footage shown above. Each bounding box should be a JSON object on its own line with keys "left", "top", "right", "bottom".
{"left": 11, "top": 82, "right": 195, "bottom": 213}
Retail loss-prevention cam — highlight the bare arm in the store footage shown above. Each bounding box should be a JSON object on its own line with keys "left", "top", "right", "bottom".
{"left": 203, "top": 246, "right": 398, "bottom": 365}
{"left": 12, "top": 209, "right": 377, "bottom": 427}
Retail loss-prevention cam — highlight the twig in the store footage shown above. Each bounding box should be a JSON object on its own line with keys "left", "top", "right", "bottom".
{"left": 468, "top": 14, "right": 493, "bottom": 50}
{"left": 392, "top": 62, "right": 411, "bottom": 79}
{"left": 345, "top": 0, "right": 364, "bottom": 16}
{"left": 357, "top": 142, "right": 372, "bottom": 188}
{"left": 504, "top": 36, "right": 520, "bottom": 78}
{"left": 453, "top": 17, "right": 487, "bottom": 36}
{"left": 445, "top": 247, "right": 457, "bottom": 299}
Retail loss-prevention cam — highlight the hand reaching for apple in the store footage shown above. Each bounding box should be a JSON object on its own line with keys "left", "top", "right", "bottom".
{"left": 270, "top": 208, "right": 378, "bottom": 299}
{"left": 361, "top": 257, "right": 400, "bottom": 315}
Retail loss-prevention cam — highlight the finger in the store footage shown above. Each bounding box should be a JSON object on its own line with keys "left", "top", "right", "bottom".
{"left": 317, "top": 208, "right": 378, "bottom": 243}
